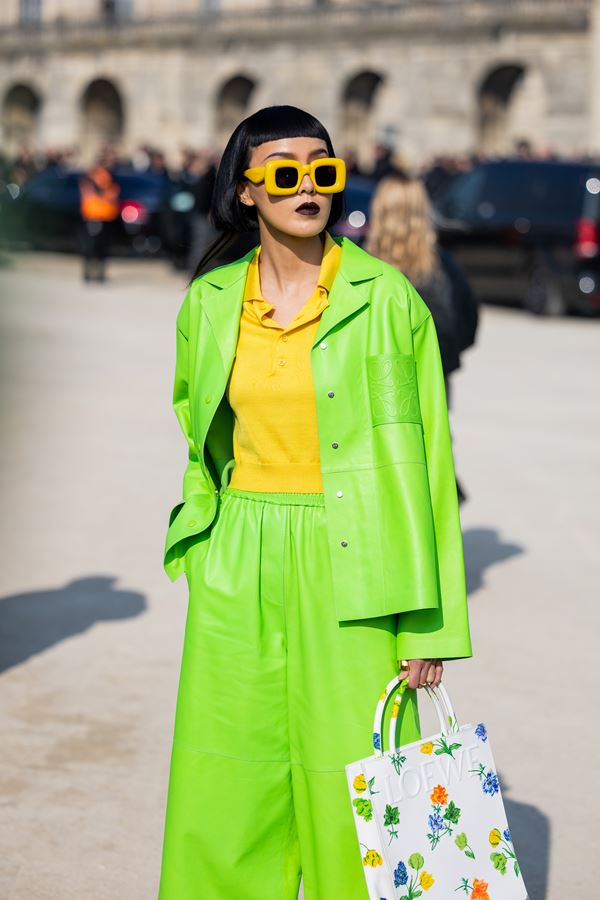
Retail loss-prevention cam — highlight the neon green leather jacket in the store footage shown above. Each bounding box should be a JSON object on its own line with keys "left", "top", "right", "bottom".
{"left": 164, "top": 234, "right": 472, "bottom": 662}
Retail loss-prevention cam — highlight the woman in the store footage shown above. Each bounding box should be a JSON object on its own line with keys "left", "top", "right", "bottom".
{"left": 159, "top": 106, "right": 472, "bottom": 900}
{"left": 366, "top": 173, "right": 479, "bottom": 503}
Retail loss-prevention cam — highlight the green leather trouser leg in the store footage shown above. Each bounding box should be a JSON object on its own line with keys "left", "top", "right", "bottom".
{"left": 158, "top": 487, "right": 421, "bottom": 900}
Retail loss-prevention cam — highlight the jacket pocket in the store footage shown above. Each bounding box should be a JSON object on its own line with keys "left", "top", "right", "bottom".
{"left": 366, "top": 352, "right": 422, "bottom": 426}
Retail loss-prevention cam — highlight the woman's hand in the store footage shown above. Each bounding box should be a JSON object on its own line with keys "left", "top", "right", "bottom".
{"left": 399, "top": 658, "right": 443, "bottom": 690}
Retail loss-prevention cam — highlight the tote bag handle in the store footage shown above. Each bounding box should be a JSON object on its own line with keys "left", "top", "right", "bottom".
{"left": 372, "top": 673, "right": 460, "bottom": 757}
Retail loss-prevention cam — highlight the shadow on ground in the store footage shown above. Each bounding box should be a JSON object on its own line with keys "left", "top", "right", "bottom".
{"left": 463, "top": 527, "right": 524, "bottom": 595}
{"left": 501, "top": 770, "right": 550, "bottom": 900}
{"left": 0, "top": 576, "right": 146, "bottom": 673}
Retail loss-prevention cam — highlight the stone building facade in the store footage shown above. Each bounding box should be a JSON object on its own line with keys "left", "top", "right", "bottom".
{"left": 1, "top": 0, "right": 598, "bottom": 168}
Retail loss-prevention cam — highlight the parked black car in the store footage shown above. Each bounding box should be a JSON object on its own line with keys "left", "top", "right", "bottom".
{"left": 432, "top": 159, "right": 600, "bottom": 315}
{"left": 0, "top": 166, "right": 171, "bottom": 255}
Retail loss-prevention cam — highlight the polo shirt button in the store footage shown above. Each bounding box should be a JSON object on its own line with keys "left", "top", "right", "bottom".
{"left": 204, "top": 394, "right": 211, "bottom": 403}
{"left": 187, "top": 519, "right": 196, "bottom": 527}
{"left": 281, "top": 335, "right": 288, "bottom": 342}
{"left": 278, "top": 359, "right": 286, "bottom": 366}
{"left": 341, "top": 539, "right": 348, "bottom": 547}
{"left": 327, "top": 391, "right": 335, "bottom": 398}
{"left": 336, "top": 490, "right": 343, "bottom": 498}
{"left": 331, "top": 441, "right": 339, "bottom": 449}
{"left": 320, "top": 341, "right": 328, "bottom": 349}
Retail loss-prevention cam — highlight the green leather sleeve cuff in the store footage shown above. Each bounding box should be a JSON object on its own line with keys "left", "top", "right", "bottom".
{"left": 163, "top": 491, "right": 217, "bottom": 582}
{"left": 396, "top": 606, "right": 473, "bottom": 662}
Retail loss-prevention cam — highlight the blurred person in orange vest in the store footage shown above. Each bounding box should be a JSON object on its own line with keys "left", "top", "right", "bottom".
{"left": 78, "top": 151, "right": 120, "bottom": 282}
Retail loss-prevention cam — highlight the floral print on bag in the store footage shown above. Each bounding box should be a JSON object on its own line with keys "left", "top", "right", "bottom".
{"left": 393, "top": 852, "right": 435, "bottom": 898}
{"left": 427, "top": 785, "right": 462, "bottom": 850}
{"left": 455, "top": 831, "right": 476, "bottom": 859}
{"left": 383, "top": 804, "right": 400, "bottom": 843}
{"left": 354, "top": 772, "right": 380, "bottom": 796}
{"left": 431, "top": 734, "right": 462, "bottom": 758}
{"left": 353, "top": 797, "right": 373, "bottom": 822}
{"left": 456, "top": 876, "right": 490, "bottom": 899}
{"left": 389, "top": 748, "right": 408, "bottom": 774}
{"left": 469, "top": 763, "right": 500, "bottom": 796}
{"left": 360, "top": 844, "right": 383, "bottom": 868}
{"left": 489, "top": 827, "right": 520, "bottom": 877}
{"left": 475, "top": 723, "right": 488, "bottom": 742}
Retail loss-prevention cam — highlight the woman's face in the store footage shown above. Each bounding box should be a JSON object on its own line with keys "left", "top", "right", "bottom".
{"left": 237, "top": 136, "right": 333, "bottom": 238}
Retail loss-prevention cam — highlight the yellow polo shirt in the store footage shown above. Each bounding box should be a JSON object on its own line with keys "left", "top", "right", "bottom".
{"left": 226, "top": 230, "right": 342, "bottom": 492}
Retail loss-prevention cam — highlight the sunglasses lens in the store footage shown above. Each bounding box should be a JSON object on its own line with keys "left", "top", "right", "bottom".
{"left": 274, "top": 166, "right": 299, "bottom": 190}
{"left": 314, "top": 165, "right": 338, "bottom": 187}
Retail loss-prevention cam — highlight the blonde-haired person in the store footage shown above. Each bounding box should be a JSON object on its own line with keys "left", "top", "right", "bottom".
{"left": 366, "top": 172, "right": 479, "bottom": 502}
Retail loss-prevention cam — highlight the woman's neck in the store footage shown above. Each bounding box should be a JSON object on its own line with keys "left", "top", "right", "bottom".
{"left": 257, "top": 223, "right": 325, "bottom": 297}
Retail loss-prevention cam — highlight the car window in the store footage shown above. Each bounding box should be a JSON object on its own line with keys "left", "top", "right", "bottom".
{"left": 23, "top": 170, "right": 80, "bottom": 209}
{"left": 434, "top": 169, "right": 486, "bottom": 220}
{"left": 475, "top": 165, "right": 595, "bottom": 225}
{"left": 435, "top": 164, "right": 600, "bottom": 225}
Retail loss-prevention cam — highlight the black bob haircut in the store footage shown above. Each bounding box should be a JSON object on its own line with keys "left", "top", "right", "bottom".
{"left": 190, "top": 105, "right": 344, "bottom": 281}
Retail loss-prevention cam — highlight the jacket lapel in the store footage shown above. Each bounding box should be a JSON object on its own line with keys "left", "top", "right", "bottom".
{"left": 197, "top": 247, "right": 255, "bottom": 373}
{"left": 313, "top": 236, "right": 383, "bottom": 346}
{"left": 197, "top": 235, "right": 384, "bottom": 376}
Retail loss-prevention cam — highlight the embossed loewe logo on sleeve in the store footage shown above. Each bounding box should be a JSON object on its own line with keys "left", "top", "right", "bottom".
{"left": 366, "top": 353, "right": 422, "bottom": 425}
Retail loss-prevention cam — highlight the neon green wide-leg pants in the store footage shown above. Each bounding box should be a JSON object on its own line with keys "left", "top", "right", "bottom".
{"left": 158, "top": 487, "right": 421, "bottom": 900}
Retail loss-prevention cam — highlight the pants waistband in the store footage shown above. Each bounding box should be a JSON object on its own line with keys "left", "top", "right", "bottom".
{"left": 223, "top": 487, "right": 325, "bottom": 507}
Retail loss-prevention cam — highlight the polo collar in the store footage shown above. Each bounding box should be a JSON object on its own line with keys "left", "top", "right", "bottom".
{"left": 196, "top": 233, "right": 383, "bottom": 366}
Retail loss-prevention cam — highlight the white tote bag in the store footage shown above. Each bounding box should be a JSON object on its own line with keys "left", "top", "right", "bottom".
{"left": 345, "top": 673, "right": 529, "bottom": 900}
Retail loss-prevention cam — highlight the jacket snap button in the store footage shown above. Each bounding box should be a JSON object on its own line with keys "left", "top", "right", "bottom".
{"left": 331, "top": 441, "right": 339, "bottom": 449}
{"left": 187, "top": 519, "right": 196, "bottom": 527}
{"left": 336, "top": 490, "right": 343, "bottom": 498}
{"left": 340, "top": 539, "right": 348, "bottom": 547}
{"left": 327, "top": 391, "right": 335, "bottom": 398}
{"left": 320, "top": 341, "right": 328, "bottom": 349}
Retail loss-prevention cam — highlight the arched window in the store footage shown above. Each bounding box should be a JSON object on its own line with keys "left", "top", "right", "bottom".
{"left": 478, "top": 64, "right": 540, "bottom": 154}
{"left": 341, "top": 70, "right": 384, "bottom": 169}
{"left": 80, "top": 78, "right": 124, "bottom": 161}
{"left": 215, "top": 75, "right": 255, "bottom": 149}
{"left": 100, "top": 1, "right": 134, "bottom": 24}
{"left": 2, "top": 83, "right": 41, "bottom": 155}
{"left": 19, "top": 1, "right": 41, "bottom": 26}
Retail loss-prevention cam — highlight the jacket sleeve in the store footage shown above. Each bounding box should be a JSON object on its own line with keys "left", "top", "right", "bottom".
{"left": 163, "top": 288, "right": 217, "bottom": 582}
{"left": 396, "top": 281, "right": 472, "bottom": 662}
{"left": 172, "top": 290, "right": 205, "bottom": 498}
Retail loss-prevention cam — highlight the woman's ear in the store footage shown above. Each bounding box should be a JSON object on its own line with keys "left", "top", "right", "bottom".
{"left": 237, "top": 182, "right": 255, "bottom": 208}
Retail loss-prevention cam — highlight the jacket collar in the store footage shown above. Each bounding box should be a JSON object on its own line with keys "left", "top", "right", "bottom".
{"left": 197, "top": 235, "right": 383, "bottom": 366}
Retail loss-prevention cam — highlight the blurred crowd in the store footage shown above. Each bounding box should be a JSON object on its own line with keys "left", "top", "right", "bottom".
{"left": 2, "top": 136, "right": 598, "bottom": 205}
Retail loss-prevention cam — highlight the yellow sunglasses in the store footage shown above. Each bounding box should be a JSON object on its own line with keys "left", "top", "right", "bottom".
{"left": 243, "top": 157, "right": 346, "bottom": 195}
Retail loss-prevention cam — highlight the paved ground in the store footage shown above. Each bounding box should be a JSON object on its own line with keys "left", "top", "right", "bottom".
{"left": 0, "top": 251, "right": 598, "bottom": 899}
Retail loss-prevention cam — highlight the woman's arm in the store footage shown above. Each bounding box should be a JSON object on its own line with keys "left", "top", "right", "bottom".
{"left": 172, "top": 290, "right": 207, "bottom": 498}
{"left": 163, "top": 289, "right": 217, "bottom": 581}
{"left": 395, "top": 281, "right": 472, "bottom": 663}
